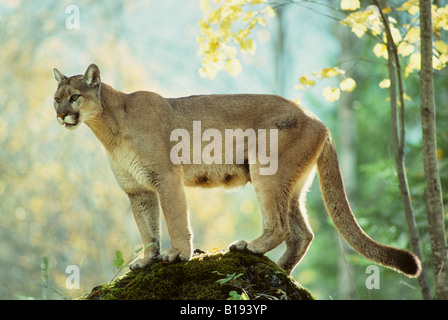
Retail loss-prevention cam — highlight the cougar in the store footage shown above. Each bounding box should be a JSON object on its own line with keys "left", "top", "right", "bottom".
{"left": 52, "top": 64, "right": 421, "bottom": 278}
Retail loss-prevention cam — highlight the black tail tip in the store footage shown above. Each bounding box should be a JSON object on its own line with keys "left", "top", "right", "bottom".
{"left": 395, "top": 250, "right": 422, "bottom": 278}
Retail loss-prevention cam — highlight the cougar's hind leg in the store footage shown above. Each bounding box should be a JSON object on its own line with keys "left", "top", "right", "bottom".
{"left": 277, "top": 166, "right": 316, "bottom": 274}
{"left": 230, "top": 167, "right": 291, "bottom": 255}
{"left": 277, "top": 191, "right": 314, "bottom": 273}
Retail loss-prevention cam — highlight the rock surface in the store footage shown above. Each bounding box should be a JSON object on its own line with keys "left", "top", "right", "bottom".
{"left": 81, "top": 249, "right": 314, "bottom": 300}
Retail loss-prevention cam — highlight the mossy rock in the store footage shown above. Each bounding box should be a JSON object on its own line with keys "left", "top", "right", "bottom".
{"left": 81, "top": 250, "right": 314, "bottom": 300}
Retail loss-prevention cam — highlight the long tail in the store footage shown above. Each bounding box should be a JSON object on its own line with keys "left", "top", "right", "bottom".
{"left": 316, "top": 133, "right": 421, "bottom": 278}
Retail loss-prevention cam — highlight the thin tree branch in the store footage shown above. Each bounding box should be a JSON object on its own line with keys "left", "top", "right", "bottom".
{"left": 374, "top": 0, "right": 431, "bottom": 300}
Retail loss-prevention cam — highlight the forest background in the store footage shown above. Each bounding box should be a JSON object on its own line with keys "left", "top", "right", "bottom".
{"left": 0, "top": 0, "right": 446, "bottom": 300}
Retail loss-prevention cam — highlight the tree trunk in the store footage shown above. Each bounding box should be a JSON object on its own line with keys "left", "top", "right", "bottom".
{"left": 419, "top": 0, "right": 448, "bottom": 300}
{"left": 375, "top": 0, "right": 431, "bottom": 299}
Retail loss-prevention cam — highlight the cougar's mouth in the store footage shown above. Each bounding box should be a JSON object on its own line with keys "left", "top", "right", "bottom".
{"left": 57, "top": 113, "right": 81, "bottom": 130}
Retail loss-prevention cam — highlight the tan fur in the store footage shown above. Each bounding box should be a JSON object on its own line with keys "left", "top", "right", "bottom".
{"left": 52, "top": 64, "right": 421, "bottom": 277}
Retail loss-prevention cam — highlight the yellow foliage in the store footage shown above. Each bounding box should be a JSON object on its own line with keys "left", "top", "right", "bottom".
{"left": 320, "top": 67, "right": 345, "bottom": 78}
{"left": 340, "top": 0, "right": 360, "bottom": 11}
{"left": 433, "top": 5, "right": 448, "bottom": 34}
{"left": 299, "top": 75, "right": 315, "bottom": 86}
{"left": 339, "top": 78, "right": 356, "bottom": 92}
{"left": 404, "top": 27, "right": 420, "bottom": 43}
{"left": 341, "top": 3, "right": 448, "bottom": 79}
{"left": 341, "top": 8, "right": 382, "bottom": 38}
{"left": 373, "top": 43, "right": 388, "bottom": 59}
{"left": 436, "top": 40, "right": 448, "bottom": 54}
{"left": 396, "top": 0, "right": 419, "bottom": 16}
{"left": 197, "top": 0, "right": 275, "bottom": 78}
{"left": 295, "top": 67, "right": 354, "bottom": 102}
{"left": 397, "top": 41, "right": 415, "bottom": 57}
{"left": 379, "top": 79, "right": 391, "bottom": 89}
{"left": 224, "top": 58, "right": 243, "bottom": 76}
{"left": 250, "top": 0, "right": 266, "bottom": 4}
{"left": 439, "top": 53, "right": 448, "bottom": 65}
{"left": 322, "top": 86, "right": 341, "bottom": 103}
{"left": 200, "top": 0, "right": 211, "bottom": 13}
{"left": 240, "top": 38, "right": 256, "bottom": 55}
{"left": 341, "top": 11, "right": 369, "bottom": 38}
{"left": 262, "top": 6, "right": 275, "bottom": 18}
{"left": 437, "top": 149, "right": 444, "bottom": 161}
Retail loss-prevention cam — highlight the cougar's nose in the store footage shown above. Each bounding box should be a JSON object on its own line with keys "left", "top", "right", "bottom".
{"left": 57, "top": 113, "right": 67, "bottom": 125}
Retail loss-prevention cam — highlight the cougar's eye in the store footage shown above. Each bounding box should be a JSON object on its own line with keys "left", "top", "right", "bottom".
{"left": 54, "top": 97, "right": 60, "bottom": 103}
{"left": 70, "top": 95, "right": 80, "bottom": 102}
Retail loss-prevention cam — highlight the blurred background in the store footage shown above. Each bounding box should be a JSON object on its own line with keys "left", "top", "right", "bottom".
{"left": 0, "top": 0, "right": 446, "bottom": 300}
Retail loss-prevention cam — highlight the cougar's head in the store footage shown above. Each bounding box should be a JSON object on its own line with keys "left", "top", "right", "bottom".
{"left": 53, "top": 64, "right": 102, "bottom": 130}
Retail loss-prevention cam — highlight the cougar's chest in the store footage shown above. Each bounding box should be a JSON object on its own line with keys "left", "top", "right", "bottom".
{"left": 108, "top": 145, "right": 159, "bottom": 192}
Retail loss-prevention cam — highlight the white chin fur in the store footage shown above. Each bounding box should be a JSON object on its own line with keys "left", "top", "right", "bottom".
{"left": 64, "top": 114, "right": 78, "bottom": 125}
{"left": 57, "top": 114, "right": 82, "bottom": 130}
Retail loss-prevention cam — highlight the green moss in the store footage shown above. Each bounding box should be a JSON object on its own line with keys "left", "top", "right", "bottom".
{"left": 80, "top": 250, "right": 314, "bottom": 300}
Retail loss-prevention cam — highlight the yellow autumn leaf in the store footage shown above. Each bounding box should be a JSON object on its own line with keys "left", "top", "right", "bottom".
{"left": 435, "top": 40, "right": 448, "bottom": 54}
{"left": 396, "top": 0, "right": 419, "bottom": 16}
{"left": 383, "top": 25, "right": 402, "bottom": 44}
{"left": 409, "top": 52, "right": 421, "bottom": 71}
{"left": 404, "top": 64, "right": 413, "bottom": 78}
{"left": 299, "top": 75, "right": 316, "bottom": 86}
{"left": 404, "top": 27, "right": 420, "bottom": 43}
{"left": 397, "top": 41, "right": 415, "bottom": 57}
{"left": 373, "top": 43, "right": 388, "bottom": 59}
{"left": 219, "top": 17, "right": 233, "bottom": 37}
{"left": 242, "top": 10, "right": 257, "bottom": 22}
{"left": 339, "top": 78, "right": 356, "bottom": 92}
{"left": 439, "top": 53, "right": 448, "bottom": 65}
{"left": 433, "top": 55, "right": 445, "bottom": 70}
{"left": 437, "top": 148, "right": 444, "bottom": 160}
{"left": 382, "top": 6, "right": 392, "bottom": 14}
{"left": 241, "top": 38, "right": 256, "bottom": 55}
{"left": 225, "top": 58, "right": 242, "bottom": 76}
{"left": 208, "top": 8, "right": 223, "bottom": 24}
{"left": 322, "top": 86, "right": 341, "bottom": 103}
{"left": 224, "top": 45, "right": 237, "bottom": 58}
{"left": 200, "top": 0, "right": 210, "bottom": 14}
{"left": 341, "top": 0, "right": 360, "bottom": 11}
{"left": 379, "top": 79, "right": 390, "bottom": 88}
{"left": 351, "top": 24, "right": 368, "bottom": 38}
{"left": 320, "top": 67, "right": 345, "bottom": 78}
{"left": 262, "top": 6, "right": 275, "bottom": 18}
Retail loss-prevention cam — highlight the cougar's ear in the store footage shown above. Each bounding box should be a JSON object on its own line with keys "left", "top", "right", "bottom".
{"left": 53, "top": 68, "right": 67, "bottom": 84}
{"left": 84, "top": 64, "right": 101, "bottom": 87}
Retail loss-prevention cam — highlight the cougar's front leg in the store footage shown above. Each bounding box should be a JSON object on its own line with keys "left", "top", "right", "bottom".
{"left": 156, "top": 171, "right": 193, "bottom": 262}
{"left": 128, "top": 190, "right": 161, "bottom": 270}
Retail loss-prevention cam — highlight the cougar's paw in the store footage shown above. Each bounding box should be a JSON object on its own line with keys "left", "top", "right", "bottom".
{"left": 160, "top": 248, "right": 189, "bottom": 263}
{"left": 229, "top": 240, "right": 248, "bottom": 252}
{"left": 129, "top": 256, "right": 159, "bottom": 271}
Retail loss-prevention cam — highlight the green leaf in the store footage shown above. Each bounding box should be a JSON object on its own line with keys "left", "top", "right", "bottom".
{"left": 227, "top": 290, "right": 249, "bottom": 300}
{"left": 228, "top": 290, "right": 242, "bottom": 300}
{"left": 113, "top": 249, "right": 125, "bottom": 269}
{"left": 135, "top": 242, "right": 154, "bottom": 255}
